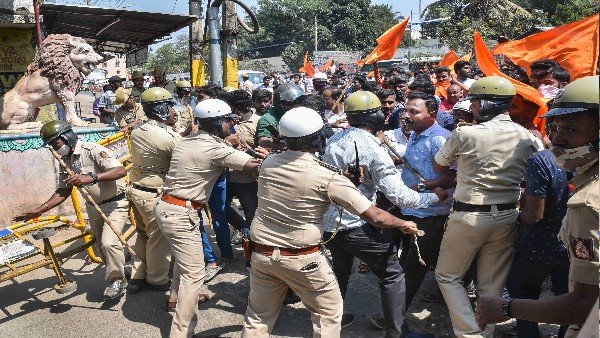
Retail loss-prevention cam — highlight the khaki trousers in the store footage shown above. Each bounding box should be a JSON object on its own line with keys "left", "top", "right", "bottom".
{"left": 242, "top": 250, "right": 343, "bottom": 338}
{"left": 154, "top": 199, "right": 205, "bottom": 338}
{"left": 86, "top": 199, "right": 128, "bottom": 281}
{"left": 128, "top": 187, "right": 172, "bottom": 285}
{"left": 435, "top": 209, "right": 518, "bottom": 338}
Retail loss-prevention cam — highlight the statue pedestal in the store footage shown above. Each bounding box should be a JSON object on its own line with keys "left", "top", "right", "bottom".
{"left": 0, "top": 125, "right": 122, "bottom": 225}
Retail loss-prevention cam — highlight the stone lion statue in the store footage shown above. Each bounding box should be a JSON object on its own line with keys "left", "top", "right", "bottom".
{"left": 0, "top": 34, "right": 103, "bottom": 130}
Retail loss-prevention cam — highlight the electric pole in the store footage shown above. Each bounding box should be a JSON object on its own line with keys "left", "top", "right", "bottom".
{"left": 222, "top": 1, "right": 238, "bottom": 88}
{"left": 189, "top": 0, "right": 206, "bottom": 87}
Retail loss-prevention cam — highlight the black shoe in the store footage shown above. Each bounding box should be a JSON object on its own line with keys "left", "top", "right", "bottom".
{"left": 127, "top": 279, "right": 146, "bottom": 294}
{"left": 283, "top": 289, "right": 301, "bottom": 305}
{"left": 145, "top": 281, "right": 170, "bottom": 292}
{"left": 341, "top": 313, "right": 355, "bottom": 329}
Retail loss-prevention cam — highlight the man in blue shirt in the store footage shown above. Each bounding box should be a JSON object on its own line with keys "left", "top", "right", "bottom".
{"left": 505, "top": 149, "right": 571, "bottom": 337}
{"left": 398, "top": 92, "right": 456, "bottom": 307}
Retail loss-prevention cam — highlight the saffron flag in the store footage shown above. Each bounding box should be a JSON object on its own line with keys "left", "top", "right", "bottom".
{"left": 358, "top": 18, "right": 409, "bottom": 66}
{"left": 492, "top": 14, "right": 599, "bottom": 80}
{"left": 474, "top": 31, "right": 549, "bottom": 134}
{"left": 320, "top": 59, "right": 333, "bottom": 72}
{"left": 438, "top": 50, "right": 459, "bottom": 67}
{"left": 298, "top": 52, "right": 315, "bottom": 77}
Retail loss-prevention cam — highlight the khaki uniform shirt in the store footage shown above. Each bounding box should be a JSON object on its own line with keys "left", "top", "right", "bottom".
{"left": 162, "top": 131, "right": 252, "bottom": 204}
{"left": 559, "top": 163, "right": 599, "bottom": 289}
{"left": 130, "top": 86, "right": 145, "bottom": 100}
{"left": 130, "top": 119, "right": 181, "bottom": 188}
{"left": 173, "top": 99, "right": 194, "bottom": 135}
{"left": 434, "top": 114, "right": 543, "bottom": 205}
{"left": 230, "top": 113, "right": 260, "bottom": 184}
{"left": 251, "top": 151, "right": 373, "bottom": 249}
{"left": 114, "top": 103, "right": 146, "bottom": 128}
{"left": 58, "top": 141, "right": 126, "bottom": 204}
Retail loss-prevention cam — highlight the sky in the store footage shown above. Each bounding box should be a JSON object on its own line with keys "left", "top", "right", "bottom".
{"left": 56, "top": 0, "right": 434, "bottom": 48}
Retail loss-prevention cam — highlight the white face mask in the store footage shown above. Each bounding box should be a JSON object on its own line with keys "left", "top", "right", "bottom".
{"left": 56, "top": 144, "right": 71, "bottom": 157}
{"left": 550, "top": 142, "right": 598, "bottom": 175}
{"left": 538, "top": 84, "right": 561, "bottom": 99}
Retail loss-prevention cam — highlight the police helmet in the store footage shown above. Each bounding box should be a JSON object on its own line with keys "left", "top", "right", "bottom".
{"left": 466, "top": 76, "right": 516, "bottom": 122}
{"left": 40, "top": 120, "right": 78, "bottom": 148}
{"left": 176, "top": 80, "right": 192, "bottom": 89}
{"left": 141, "top": 87, "right": 174, "bottom": 121}
{"left": 193, "top": 99, "right": 234, "bottom": 137}
{"left": 274, "top": 83, "right": 305, "bottom": 103}
{"left": 344, "top": 91, "right": 386, "bottom": 132}
{"left": 279, "top": 107, "right": 326, "bottom": 152}
{"left": 544, "top": 75, "right": 599, "bottom": 117}
{"left": 114, "top": 87, "right": 132, "bottom": 106}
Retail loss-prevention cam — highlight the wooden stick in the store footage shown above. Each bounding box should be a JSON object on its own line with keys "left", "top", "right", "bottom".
{"left": 49, "top": 147, "right": 139, "bottom": 260}
{"left": 381, "top": 137, "right": 426, "bottom": 183}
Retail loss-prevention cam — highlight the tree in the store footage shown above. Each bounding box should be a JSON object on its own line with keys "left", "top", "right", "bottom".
{"left": 141, "top": 34, "right": 190, "bottom": 74}
{"left": 238, "top": 0, "right": 398, "bottom": 70}
{"left": 421, "top": 0, "right": 597, "bottom": 52}
{"left": 421, "top": 0, "right": 544, "bottom": 52}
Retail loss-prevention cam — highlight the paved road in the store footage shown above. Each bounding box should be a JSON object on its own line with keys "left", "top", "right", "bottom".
{"left": 0, "top": 221, "right": 562, "bottom": 338}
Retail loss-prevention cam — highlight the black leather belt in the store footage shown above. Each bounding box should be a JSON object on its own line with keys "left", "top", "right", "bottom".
{"left": 132, "top": 183, "right": 159, "bottom": 194}
{"left": 91, "top": 192, "right": 126, "bottom": 205}
{"left": 453, "top": 201, "right": 517, "bottom": 213}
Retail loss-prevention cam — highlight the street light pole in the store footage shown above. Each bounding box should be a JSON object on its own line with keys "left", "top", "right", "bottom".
{"left": 314, "top": 15, "right": 318, "bottom": 52}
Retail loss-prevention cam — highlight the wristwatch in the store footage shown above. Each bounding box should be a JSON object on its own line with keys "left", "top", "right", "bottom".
{"left": 88, "top": 172, "right": 99, "bottom": 184}
{"left": 501, "top": 298, "right": 514, "bottom": 318}
{"left": 417, "top": 182, "right": 427, "bottom": 192}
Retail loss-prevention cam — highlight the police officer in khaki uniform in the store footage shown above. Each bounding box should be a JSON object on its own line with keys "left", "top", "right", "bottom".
{"left": 151, "top": 65, "right": 176, "bottom": 95}
{"left": 172, "top": 80, "right": 195, "bottom": 136}
{"left": 242, "top": 107, "right": 422, "bottom": 337}
{"left": 113, "top": 87, "right": 146, "bottom": 131}
{"left": 130, "top": 70, "right": 146, "bottom": 101}
{"left": 475, "top": 75, "right": 599, "bottom": 336}
{"left": 433, "top": 76, "right": 543, "bottom": 337}
{"left": 14, "top": 121, "right": 128, "bottom": 300}
{"left": 127, "top": 87, "right": 180, "bottom": 294}
{"left": 155, "top": 98, "right": 261, "bottom": 338}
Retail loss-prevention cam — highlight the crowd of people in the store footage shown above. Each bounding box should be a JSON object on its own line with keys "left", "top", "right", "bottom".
{"left": 12, "top": 54, "right": 598, "bottom": 338}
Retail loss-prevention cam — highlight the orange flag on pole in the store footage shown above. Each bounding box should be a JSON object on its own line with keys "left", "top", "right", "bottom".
{"left": 474, "top": 31, "right": 549, "bottom": 134}
{"left": 320, "top": 59, "right": 333, "bottom": 72}
{"left": 492, "top": 14, "right": 599, "bottom": 80}
{"left": 358, "top": 18, "right": 409, "bottom": 66}
{"left": 298, "top": 52, "right": 315, "bottom": 77}
{"left": 438, "top": 50, "right": 459, "bottom": 67}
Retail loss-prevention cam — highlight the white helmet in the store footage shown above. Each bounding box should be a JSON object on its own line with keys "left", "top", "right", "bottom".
{"left": 279, "top": 107, "right": 324, "bottom": 138}
{"left": 452, "top": 99, "right": 472, "bottom": 112}
{"left": 313, "top": 72, "right": 328, "bottom": 81}
{"left": 193, "top": 99, "right": 232, "bottom": 119}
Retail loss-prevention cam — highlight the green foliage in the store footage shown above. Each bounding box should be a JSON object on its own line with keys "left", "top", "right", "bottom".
{"left": 141, "top": 34, "right": 190, "bottom": 74}
{"left": 421, "top": 0, "right": 598, "bottom": 53}
{"left": 238, "top": 0, "right": 399, "bottom": 70}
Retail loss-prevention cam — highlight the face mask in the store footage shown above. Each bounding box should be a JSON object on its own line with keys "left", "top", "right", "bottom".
{"left": 538, "top": 84, "right": 561, "bottom": 99}
{"left": 56, "top": 144, "right": 71, "bottom": 157}
{"left": 550, "top": 142, "right": 598, "bottom": 175}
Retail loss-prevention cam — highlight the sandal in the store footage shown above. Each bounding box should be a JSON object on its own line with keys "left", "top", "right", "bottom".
{"left": 357, "top": 261, "right": 370, "bottom": 273}
{"left": 166, "top": 293, "right": 210, "bottom": 312}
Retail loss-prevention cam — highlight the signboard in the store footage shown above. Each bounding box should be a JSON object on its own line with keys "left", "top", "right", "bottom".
{"left": 313, "top": 51, "right": 362, "bottom": 73}
{"left": 126, "top": 47, "right": 148, "bottom": 68}
{"left": 0, "top": 27, "right": 36, "bottom": 95}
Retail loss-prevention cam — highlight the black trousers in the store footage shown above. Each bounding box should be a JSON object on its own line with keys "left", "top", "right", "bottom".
{"left": 225, "top": 181, "right": 258, "bottom": 230}
{"left": 324, "top": 223, "right": 406, "bottom": 337}
{"left": 507, "top": 238, "right": 570, "bottom": 338}
{"left": 397, "top": 214, "right": 448, "bottom": 308}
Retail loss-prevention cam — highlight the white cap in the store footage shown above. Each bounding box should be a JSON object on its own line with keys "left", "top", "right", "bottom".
{"left": 452, "top": 99, "right": 471, "bottom": 112}
{"left": 279, "top": 107, "right": 324, "bottom": 138}
{"left": 313, "top": 72, "right": 327, "bottom": 80}
{"left": 193, "top": 99, "right": 232, "bottom": 119}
